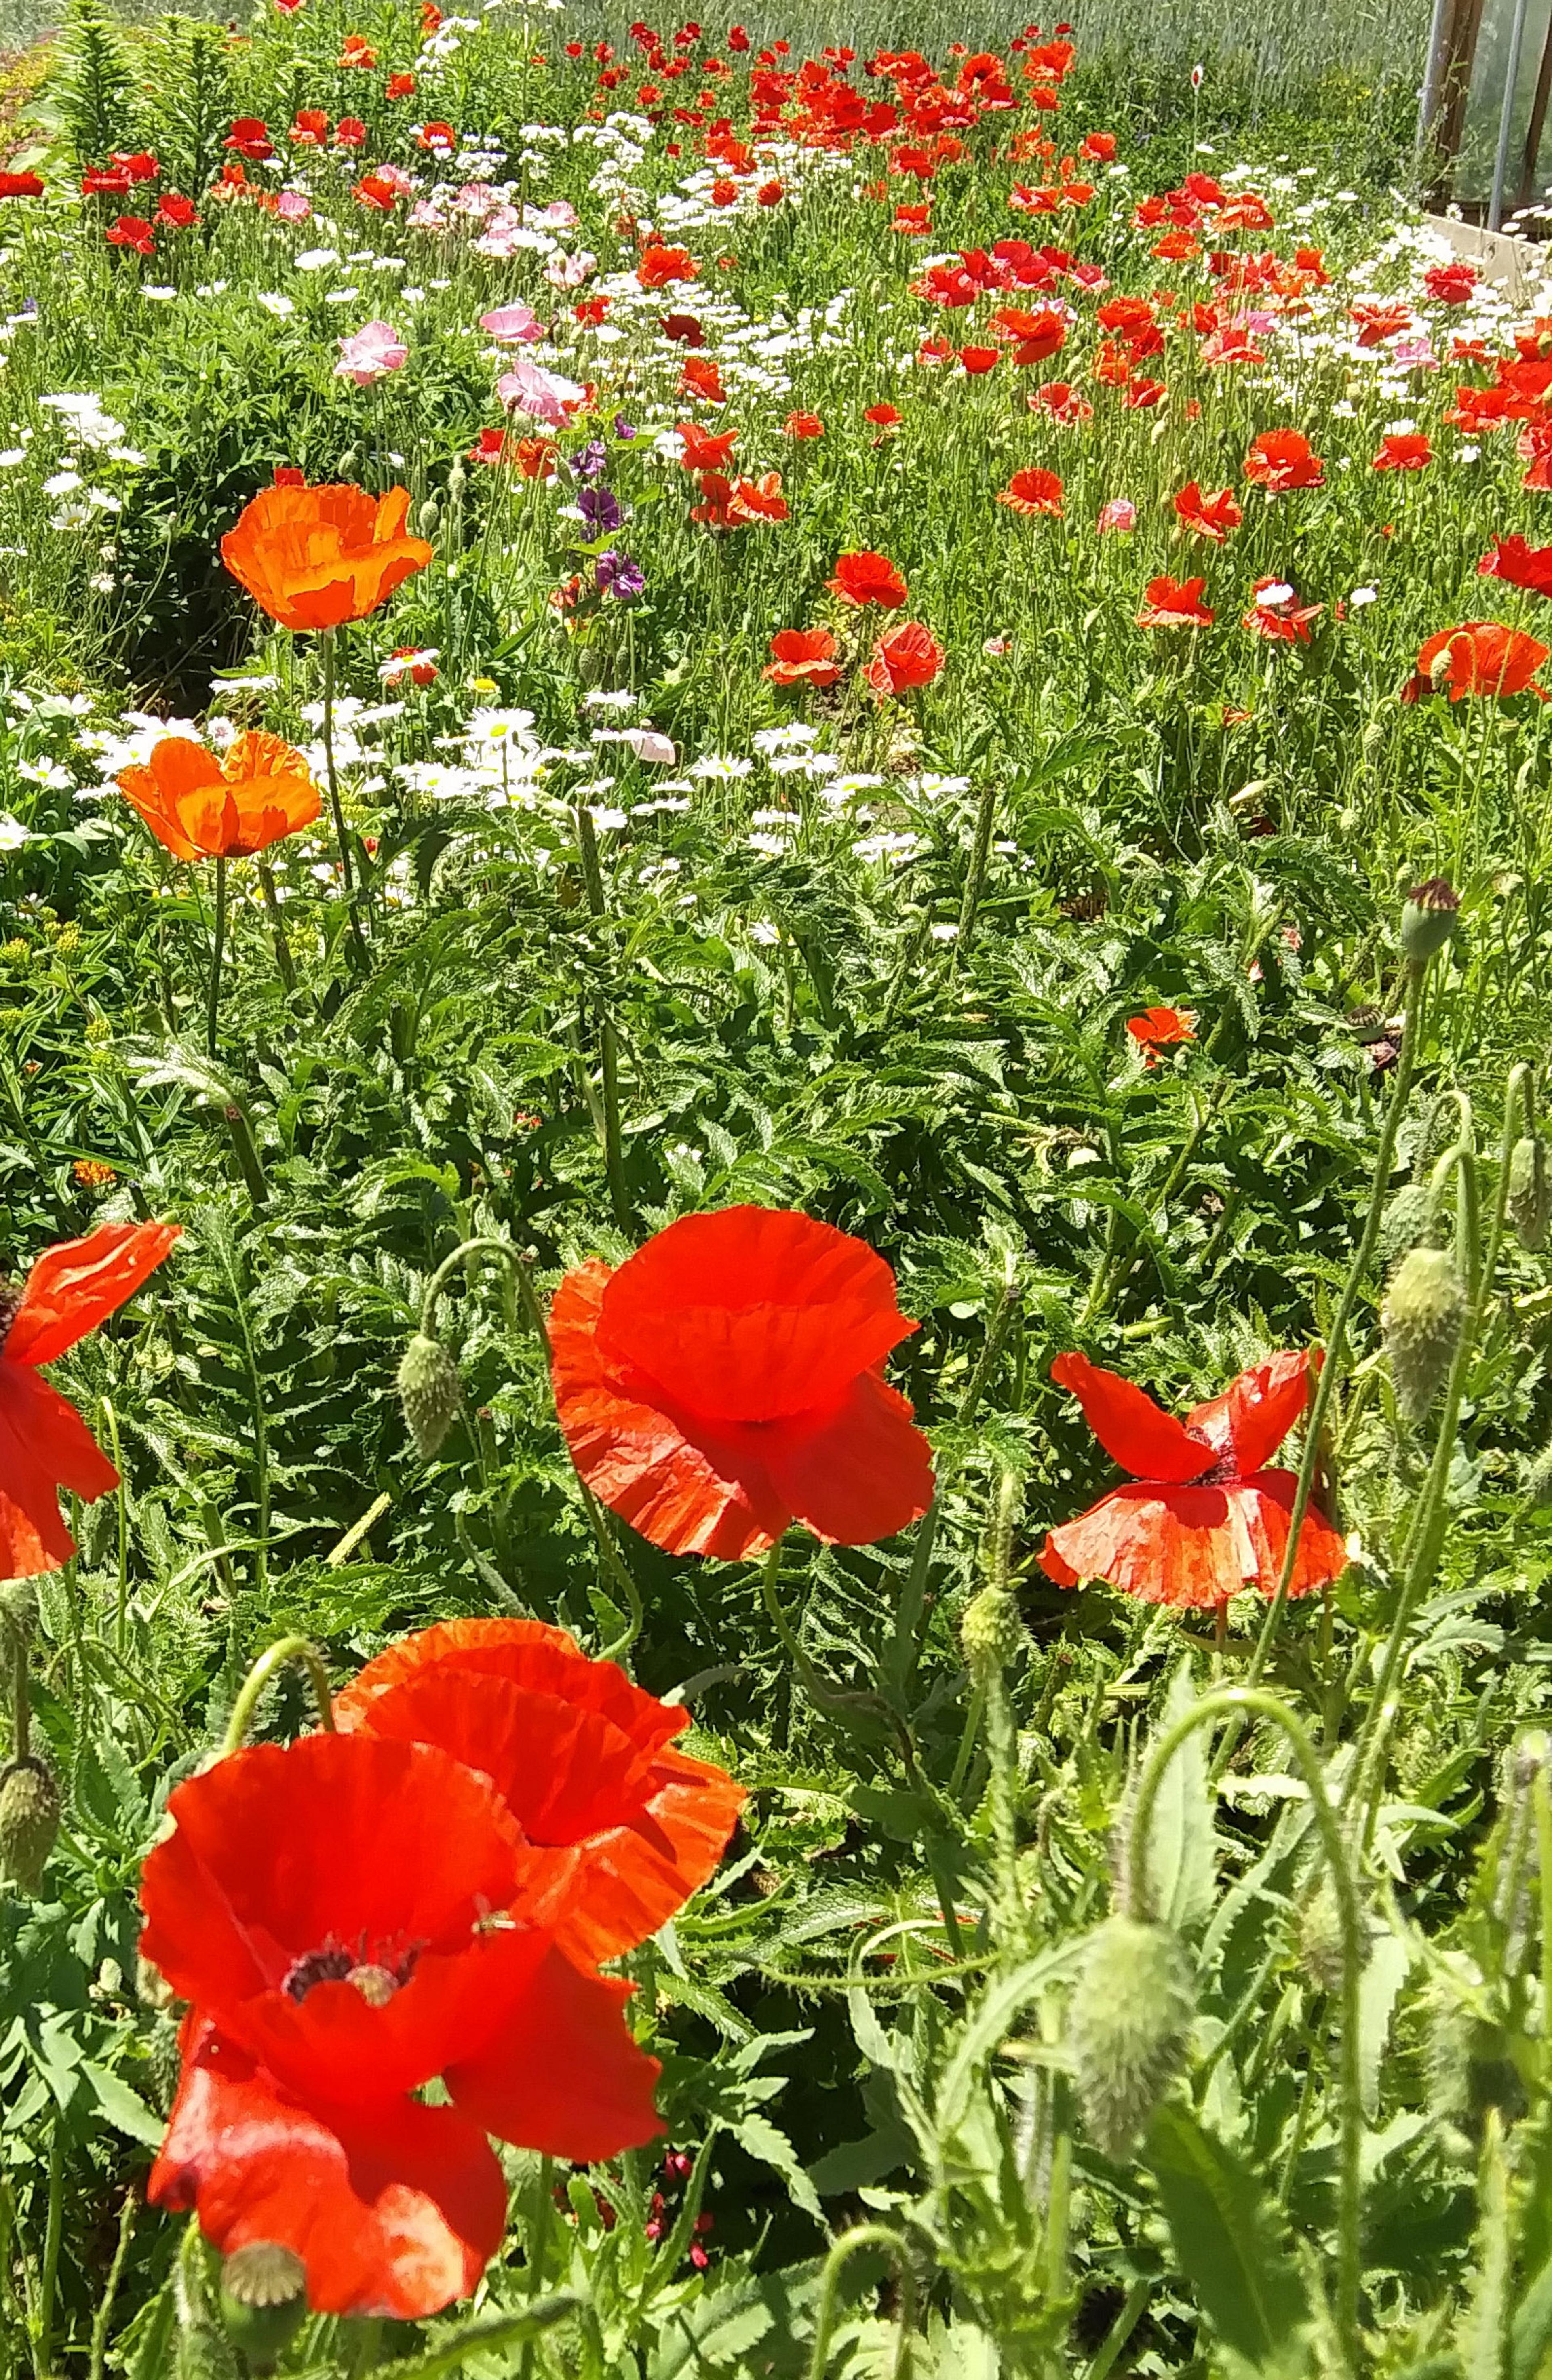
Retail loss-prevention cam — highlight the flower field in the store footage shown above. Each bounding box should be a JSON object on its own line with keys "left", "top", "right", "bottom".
{"left": 8, "top": 0, "right": 1552, "bottom": 2372}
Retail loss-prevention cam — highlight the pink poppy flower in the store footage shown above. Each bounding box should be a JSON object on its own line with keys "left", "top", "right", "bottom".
{"left": 498, "top": 355, "right": 585, "bottom": 425}
{"left": 479, "top": 302, "right": 548, "bottom": 345}
{"left": 334, "top": 320, "right": 408, "bottom": 384}
{"left": 1098, "top": 497, "right": 1137, "bottom": 533}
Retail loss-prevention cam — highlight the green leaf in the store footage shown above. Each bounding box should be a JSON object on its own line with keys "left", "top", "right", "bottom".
{"left": 1144, "top": 2103, "right": 1310, "bottom": 2367}
{"left": 80, "top": 2059, "right": 166, "bottom": 2148}
{"left": 1510, "top": 2252, "right": 1552, "bottom": 2380}
{"left": 1357, "top": 1925, "right": 1410, "bottom": 2121}
{"left": 1142, "top": 1662, "right": 1217, "bottom": 1932}
{"left": 731, "top": 2111, "right": 825, "bottom": 2222}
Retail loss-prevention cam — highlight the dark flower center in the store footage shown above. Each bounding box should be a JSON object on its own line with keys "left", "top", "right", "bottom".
{"left": 283, "top": 1935, "right": 421, "bottom": 2004}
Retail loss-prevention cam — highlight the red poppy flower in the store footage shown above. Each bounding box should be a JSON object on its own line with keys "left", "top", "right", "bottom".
{"left": 827, "top": 549, "right": 907, "bottom": 608}
{"left": 1242, "top": 428, "right": 1324, "bottom": 491}
{"left": 0, "top": 171, "right": 44, "bottom": 197}
{"left": 783, "top": 410, "right": 824, "bottom": 438}
{"left": 1029, "top": 379, "right": 1092, "bottom": 424}
{"left": 1351, "top": 300, "right": 1410, "bottom": 347}
{"left": 386, "top": 70, "right": 417, "bottom": 97}
{"left": 865, "top": 620, "right": 943, "bottom": 697}
{"left": 865, "top": 402, "right": 902, "bottom": 432}
{"left": 143, "top": 1733, "right": 662, "bottom": 2318}
{"left": 0, "top": 1222, "right": 180, "bottom": 1580}
{"left": 958, "top": 344, "right": 1000, "bottom": 374}
{"left": 1040, "top": 1350, "right": 1346, "bottom": 1607}
{"left": 1406, "top": 621, "right": 1551, "bottom": 702}
{"left": 661, "top": 310, "right": 705, "bottom": 344}
{"left": 677, "top": 421, "right": 736, "bottom": 470}
{"left": 679, "top": 354, "right": 725, "bottom": 403}
{"left": 224, "top": 116, "right": 274, "bottom": 160}
{"left": 1137, "top": 575, "right": 1214, "bottom": 628}
{"left": 1243, "top": 577, "right": 1322, "bottom": 643}
{"left": 1173, "top": 480, "right": 1241, "bottom": 541}
{"left": 765, "top": 626, "right": 843, "bottom": 686}
{"left": 998, "top": 466, "right": 1063, "bottom": 515}
{"left": 333, "top": 1619, "right": 745, "bottom": 1967}
{"left": 335, "top": 117, "right": 367, "bottom": 147}
{"left": 1126, "top": 1004, "right": 1195, "bottom": 1054}
{"left": 155, "top": 192, "right": 199, "bottom": 230}
{"left": 637, "top": 243, "right": 697, "bottom": 287}
{"left": 990, "top": 303, "right": 1067, "bottom": 363}
{"left": 1478, "top": 533, "right": 1552, "bottom": 596}
{"left": 892, "top": 202, "right": 932, "bottom": 234}
{"left": 105, "top": 215, "right": 154, "bottom": 255}
{"left": 1424, "top": 259, "right": 1478, "bottom": 303}
{"left": 726, "top": 471, "right": 787, "bottom": 523}
{"left": 1373, "top": 432, "right": 1432, "bottom": 472}
{"left": 549, "top": 1207, "right": 933, "bottom": 1561}
{"left": 339, "top": 31, "right": 377, "bottom": 63}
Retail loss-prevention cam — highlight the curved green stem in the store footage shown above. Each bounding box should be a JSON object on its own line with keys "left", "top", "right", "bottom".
{"left": 205, "top": 852, "right": 226, "bottom": 1060}
{"left": 806, "top": 2224, "right": 917, "bottom": 2380}
{"left": 761, "top": 1541, "right": 915, "bottom": 1765}
{"left": 1129, "top": 1686, "right": 1364, "bottom": 2374}
{"left": 420, "top": 1235, "right": 535, "bottom": 1342}
{"left": 222, "top": 1635, "right": 336, "bottom": 1754}
{"left": 375, "top": 2294, "right": 580, "bottom": 2380}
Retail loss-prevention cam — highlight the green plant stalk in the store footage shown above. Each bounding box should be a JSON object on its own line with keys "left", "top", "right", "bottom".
{"left": 205, "top": 852, "right": 226, "bottom": 1059}
{"left": 805, "top": 2224, "right": 917, "bottom": 2380}
{"left": 575, "top": 801, "right": 629, "bottom": 1230}
{"left": 1244, "top": 950, "right": 1432, "bottom": 1694}
{"left": 101, "top": 1398, "right": 130, "bottom": 1651}
{"left": 760, "top": 1539, "right": 914, "bottom": 1762}
{"left": 321, "top": 628, "right": 369, "bottom": 972}
{"left": 1128, "top": 1686, "right": 1364, "bottom": 2374}
{"left": 32, "top": 2117, "right": 63, "bottom": 2380}
{"left": 222, "top": 1634, "right": 337, "bottom": 1753}
{"left": 257, "top": 858, "right": 297, "bottom": 993}
{"left": 375, "top": 2294, "right": 582, "bottom": 2380}
{"left": 1537, "top": 1767, "right": 1552, "bottom": 2079}
{"left": 10, "top": 1619, "right": 29, "bottom": 1767}
{"left": 87, "top": 2192, "right": 136, "bottom": 2380}
{"left": 952, "top": 775, "right": 999, "bottom": 965}
{"left": 215, "top": 1219, "right": 270, "bottom": 1588}
{"left": 222, "top": 1101, "right": 269, "bottom": 1211}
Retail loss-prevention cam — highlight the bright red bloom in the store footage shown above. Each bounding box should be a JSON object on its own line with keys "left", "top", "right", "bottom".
{"left": 679, "top": 354, "right": 725, "bottom": 403}
{"left": 549, "top": 1207, "right": 933, "bottom": 1561}
{"left": 783, "top": 410, "right": 824, "bottom": 438}
{"left": 958, "top": 344, "right": 1000, "bottom": 374}
{"left": 864, "top": 402, "right": 902, "bottom": 431}
{"left": 1244, "top": 577, "right": 1322, "bottom": 643}
{"left": 340, "top": 31, "right": 377, "bottom": 63}
{"left": 1029, "top": 379, "right": 1091, "bottom": 423}
{"left": 335, "top": 117, "right": 367, "bottom": 147}
{"left": 334, "top": 1619, "right": 745, "bottom": 1967}
{"left": 726, "top": 470, "right": 787, "bottom": 522}
{"left": 143, "top": 1733, "right": 662, "bottom": 2317}
{"left": 1478, "top": 533, "right": 1552, "bottom": 596}
{"left": 998, "top": 466, "right": 1063, "bottom": 515}
{"left": 1137, "top": 574, "right": 1214, "bottom": 628}
{"left": 0, "top": 171, "right": 44, "bottom": 197}
{"left": 224, "top": 116, "right": 274, "bottom": 160}
{"left": 990, "top": 303, "right": 1067, "bottom": 362}
{"left": 677, "top": 421, "right": 737, "bottom": 470}
{"left": 865, "top": 620, "right": 943, "bottom": 697}
{"left": 1126, "top": 1004, "right": 1195, "bottom": 1052}
{"left": 1407, "top": 621, "right": 1551, "bottom": 702}
{"left": 1040, "top": 1350, "right": 1346, "bottom": 1607}
{"left": 827, "top": 549, "right": 907, "bottom": 607}
{"left": 1173, "top": 481, "right": 1241, "bottom": 541}
{"left": 154, "top": 192, "right": 198, "bottom": 230}
{"left": 1373, "top": 431, "right": 1432, "bottom": 472}
{"left": 637, "top": 243, "right": 697, "bottom": 287}
{"left": 661, "top": 310, "right": 704, "bottom": 343}
{"left": 0, "top": 1223, "right": 180, "bottom": 1579}
{"left": 354, "top": 172, "right": 400, "bottom": 210}
{"left": 765, "top": 626, "right": 843, "bottom": 686}
{"left": 1424, "top": 259, "right": 1478, "bottom": 304}
{"left": 386, "top": 71, "right": 418, "bottom": 98}
{"left": 1242, "top": 428, "right": 1324, "bottom": 491}
{"left": 105, "top": 215, "right": 154, "bottom": 255}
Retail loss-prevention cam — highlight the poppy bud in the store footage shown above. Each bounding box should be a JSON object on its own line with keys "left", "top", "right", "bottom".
{"left": 0, "top": 1578, "right": 36, "bottom": 1651}
{"left": 418, "top": 495, "right": 440, "bottom": 537}
{"left": 1065, "top": 1916, "right": 1195, "bottom": 2161}
{"left": 219, "top": 2243, "right": 307, "bottom": 2373}
{"left": 1296, "top": 1875, "right": 1370, "bottom": 1995}
{"left": 447, "top": 460, "right": 468, "bottom": 503}
{"left": 959, "top": 1584, "right": 1024, "bottom": 1671}
{"left": 1399, "top": 877, "right": 1459, "bottom": 967}
{"left": 1508, "top": 1135, "right": 1552, "bottom": 1252}
{"left": 337, "top": 446, "right": 359, "bottom": 478}
{"left": 396, "top": 1331, "right": 461, "bottom": 1457}
{"left": 1382, "top": 1245, "right": 1467, "bottom": 1425}
{"left": 0, "top": 1756, "right": 59, "bottom": 1893}
{"left": 1425, "top": 1967, "right": 1525, "bottom": 2145}
{"left": 1523, "top": 1437, "right": 1552, "bottom": 1510}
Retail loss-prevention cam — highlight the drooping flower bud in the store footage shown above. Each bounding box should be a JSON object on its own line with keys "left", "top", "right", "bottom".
{"left": 1508, "top": 1135, "right": 1552, "bottom": 1252}
{"left": 1399, "top": 877, "right": 1460, "bottom": 967}
{"left": 396, "top": 1332, "right": 461, "bottom": 1458}
{"left": 959, "top": 1584, "right": 1024, "bottom": 1672}
{"left": 1381, "top": 1245, "right": 1467, "bottom": 1425}
{"left": 1066, "top": 1916, "right": 1195, "bottom": 2161}
{"left": 0, "top": 1757, "right": 60, "bottom": 1893}
{"left": 1425, "top": 1962, "right": 1526, "bottom": 2146}
{"left": 1295, "top": 1875, "right": 1371, "bottom": 1995}
{"left": 219, "top": 2244, "right": 308, "bottom": 2374}
{"left": 417, "top": 495, "right": 441, "bottom": 537}
{"left": 0, "top": 1579, "right": 36, "bottom": 1653}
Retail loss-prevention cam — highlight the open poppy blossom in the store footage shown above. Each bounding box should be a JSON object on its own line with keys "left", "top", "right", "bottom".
{"left": 1242, "top": 428, "right": 1324, "bottom": 492}
{"left": 549, "top": 1206, "right": 933, "bottom": 1561}
{"left": 765, "top": 626, "right": 843, "bottom": 686}
{"left": 1173, "top": 481, "right": 1241, "bottom": 541}
{"left": 143, "top": 1731, "right": 663, "bottom": 2319}
{"left": 116, "top": 733, "right": 319, "bottom": 860}
{"left": 1373, "top": 432, "right": 1432, "bottom": 472}
{"left": 783, "top": 411, "right": 825, "bottom": 438}
{"left": 1404, "top": 621, "right": 1551, "bottom": 703}
{"left": 677, "top": 421, "right": 737, "bottom": 471}
{"left": 1479, "top": 534, "right": 1552, "bottom": 596}
{"left": 865, "top": 620, "right": 944, "bottom": 697}
{"left": 1039, "top": 1349, "right": 1347, "bottom": 1607}
{"left": 1126, "top": 1005, "right": 1195, "bottom": 1058}
{"left": 221, "top": 482, "right": 433, "bottom": 632}
{"left": 0, "top": 1222, "right": 180, "bottom": 1580}
{"left": 998, "top": 467, "right": 1063, "bottom": 515}
{"left": 1244, "top": 578, "right": 1322, "bottom": 644}
{"left": 1137, "top": 575, "right": 1213, "bottom": 628}
{"left": 726, "top": 471, "right": 788, "bottom": 523}
{"left": 334, "top": 1618, "right": 746, "bottom": 1967}
{"left": 827, "top": 550, "right": 907, "bottom": 608}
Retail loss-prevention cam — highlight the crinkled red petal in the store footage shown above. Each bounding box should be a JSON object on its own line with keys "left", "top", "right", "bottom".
{"left": 1050, "top": 1351, "right": 1212, "bottom": 1482}
{"left": 445, "top": 1943, "right": 663, "bottom": 2163}
{"left": 1184, "top": 1349, "right": 1319, "bottom": 1474}
{"left": 0, "top": 1364, "right": 118, "bottom": 1579}
{"left": 8, "top": 1221, "right": 181, "bottom": 1367}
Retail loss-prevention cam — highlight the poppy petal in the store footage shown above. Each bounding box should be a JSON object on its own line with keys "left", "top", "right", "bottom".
{"left": 150, "top": 2018, "right": 503, "bottom": 2320}
{"left": 1224, "top": 1470, "right": 1348, "bottom": 1596}
{"left": 445, "top": 1943, "right": 663, "bottom": 2163}
{"left": 759, "top": 1367, "right": 934, "bottom": 1545}
{"left": 1184, "top": 1350, "right": 1318, "bottom": 1474}
{"left": 7, "top": 1222, "right": 180, "bottom": 1367}
{"left": 1050, "top": 1352, "right": 1212, "bottom": 1481}
{"left": 0, "top": 1364, "right": 117, "bottom": 1577}
{"left": 1039, "top": 1482, "right": 1245, "bottom": 1607}
{"left": 334, "top": 1617, "right": 680, "bottom": 1757}
{"left": 595, "top": 1207, "right": 915, "bottom": 1423}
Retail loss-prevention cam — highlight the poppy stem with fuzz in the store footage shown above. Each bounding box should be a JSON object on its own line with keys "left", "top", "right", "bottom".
{"left": 205, "top": 853, "right": 226, "bottom": 1059}
{"left": 1240, "top": 946, "right": 1432, "bottom": 1700}
{"left": 575, "top": 801, "right": 630, "bottom": 1232}
{"left": 221, "top": 1634, "right": 336, "bottom": 1755}
{"left": 321, "top": 629, "right": 370, "bottom": 974}
{"left": 257, "top": 859, "right": 297, "bottom": 994}
{"left": 1128, "top": 1686, "right": 1365, "bottom": 2374}
{"left": 806, "top": 2224, "right": 917, "bottom": 2380}
{"left": 761, "top": 1540, "right": 918, "bottom": 1767}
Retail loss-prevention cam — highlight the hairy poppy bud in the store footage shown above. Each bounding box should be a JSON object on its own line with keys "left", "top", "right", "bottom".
{"left": 1400, "top": 877, "right": 1460, "bottom": 967}
{"left": 1426, "top": 1972, "right": 1525, "bottom": 2146}
{"left": 1524, "top": 1438, "right": 1552, "bottom": 1510}
{"left": 0, "top": 1757, "right": 59, "bottom": 1893}
{"left": 1382, "top": 1245, "right": 1467, "bottom": 1425}
{"left": 1509, "top": 1135, "right": 1552, "bottom": 1252}
{"left": 396, "top": 1332, "right": 461, "bottom": 1457}
{"left": 1296, "top": 1875, "right": 1370, "bottom": 1995}
{"left": 959, "top": 1584, "right": 1024, "bottom": 1672}
{"left": 447, "top": 460, "right": 468, "bottom": 503}
{"left": 0, "top": 1579, "right": 36, "bottom": 1652}
{"left": 417, "top": 496, "right": 440, "bottom": 537}
{"left": 219, "top": 2244, "right": 307, "bottom": 2374}
{"left": 336, "top": 446, "right": 359, "bottom": 479}
{"left": 1066, "top": 1917, "right": 1195, "bottom": 2162}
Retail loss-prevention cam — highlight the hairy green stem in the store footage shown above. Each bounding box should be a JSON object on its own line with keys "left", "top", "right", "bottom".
{"left": 222, "top": 1634, "right": 337, "bottom": 1754}
{"left": 87, "top": 2192, "right": 136, "bottom": 2380}
{"left": 321, "top": 629, "right": 369, "bottom": 971}
{"left": 806, "top": 2224, "right": 916, "bottom": 2380}
{"left": 205, "top": 852, "right": 226, "bottom": 1060}
{"left": 576, "top": 801, "right": 629, "bottom": 1230}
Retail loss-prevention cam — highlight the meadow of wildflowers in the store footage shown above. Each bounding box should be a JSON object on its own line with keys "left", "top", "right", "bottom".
{"left": 4, "top": 3, "right": 1552, "bottom": 2375}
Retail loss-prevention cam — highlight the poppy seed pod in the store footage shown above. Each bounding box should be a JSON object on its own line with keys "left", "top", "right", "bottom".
{"left": 1399, "top": 877, "right": 1460, "bottom": 967}
{"left": 1065, "top": 1916, "right": 1195, "bottom": 2161}
{"left": 396, "top": 1332, "right": 461, "bottom": 1458}
{"left": 219, "top": 2245, "right": 307, "bottom": 2373}
{"left": 959, "top": 1584, "right": 1025, "bottom": 1672}
{"left": 1508, "top": 1135, "right": 1552, "bottom": 1252}
{"left": 0, "top": 1755, "right": 59, "bottom": 1893}
{"left": 1382, "top": 1245, "right": 1468, "bottom": 1424}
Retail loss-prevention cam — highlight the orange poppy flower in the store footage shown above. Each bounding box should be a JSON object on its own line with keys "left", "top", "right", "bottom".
{"left": 116, "top": 732, "right": 320, "bottom": 860}
{"left": 1127, "top": 1004, "right": 1195, "bottom": 1055}
{"left": 1039, "top": 1350, "right": 1346, "bottom": 1608}
{"left": 0, "top": 1222, "right": 179, "bottom": 1580}
{"left": 783, "top": 411, "right": 824, "bottom": 438}
{"left": 333, "top": 1618, "right": 746, "bottom": 1967}
{"left": 679, "top": 354, "right": 725, "bottom": 404}
{"left": 1244, "top": 578, "right": 1322, "bottom": 644}
{"left": 998, "top": 466, "right": 1063, "bottom": 515}
{"left": 549, "top": 1207, "right": 933, "bottom": 1561}
{"left": 726, "top": 471, "right": 788, "bottom": 523}
{"left": 1373, "top": 431, "right": 1432, "bottom": 472}
{"left": 1242, "top": 428, "right": 1324, "bottom": 492}
{"left": 221, "top": 482, "right": 433, "bottom": 632}
{"left": 865, "top": 620, "right": 944, "bottom": 697}
{"left": 676, "top": 421, "right": 737, "bottom": 470}
{"left": 827, "top": 549, "right": 907, "bottom": 608}
{"left": 1406, "top": 621, "right": 1551, "bottom": 702}
{"left": 1137, "top": 575, "right": 1214, "bottom": 628}
{"left": 765, "top": 627, "right": 843, "bottom": 686}
{"left": 637, "top": 243, "right": 697, "bottom": 288}
{"left": 1173, "top": 481, "right": 1242, "bottom": 541}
